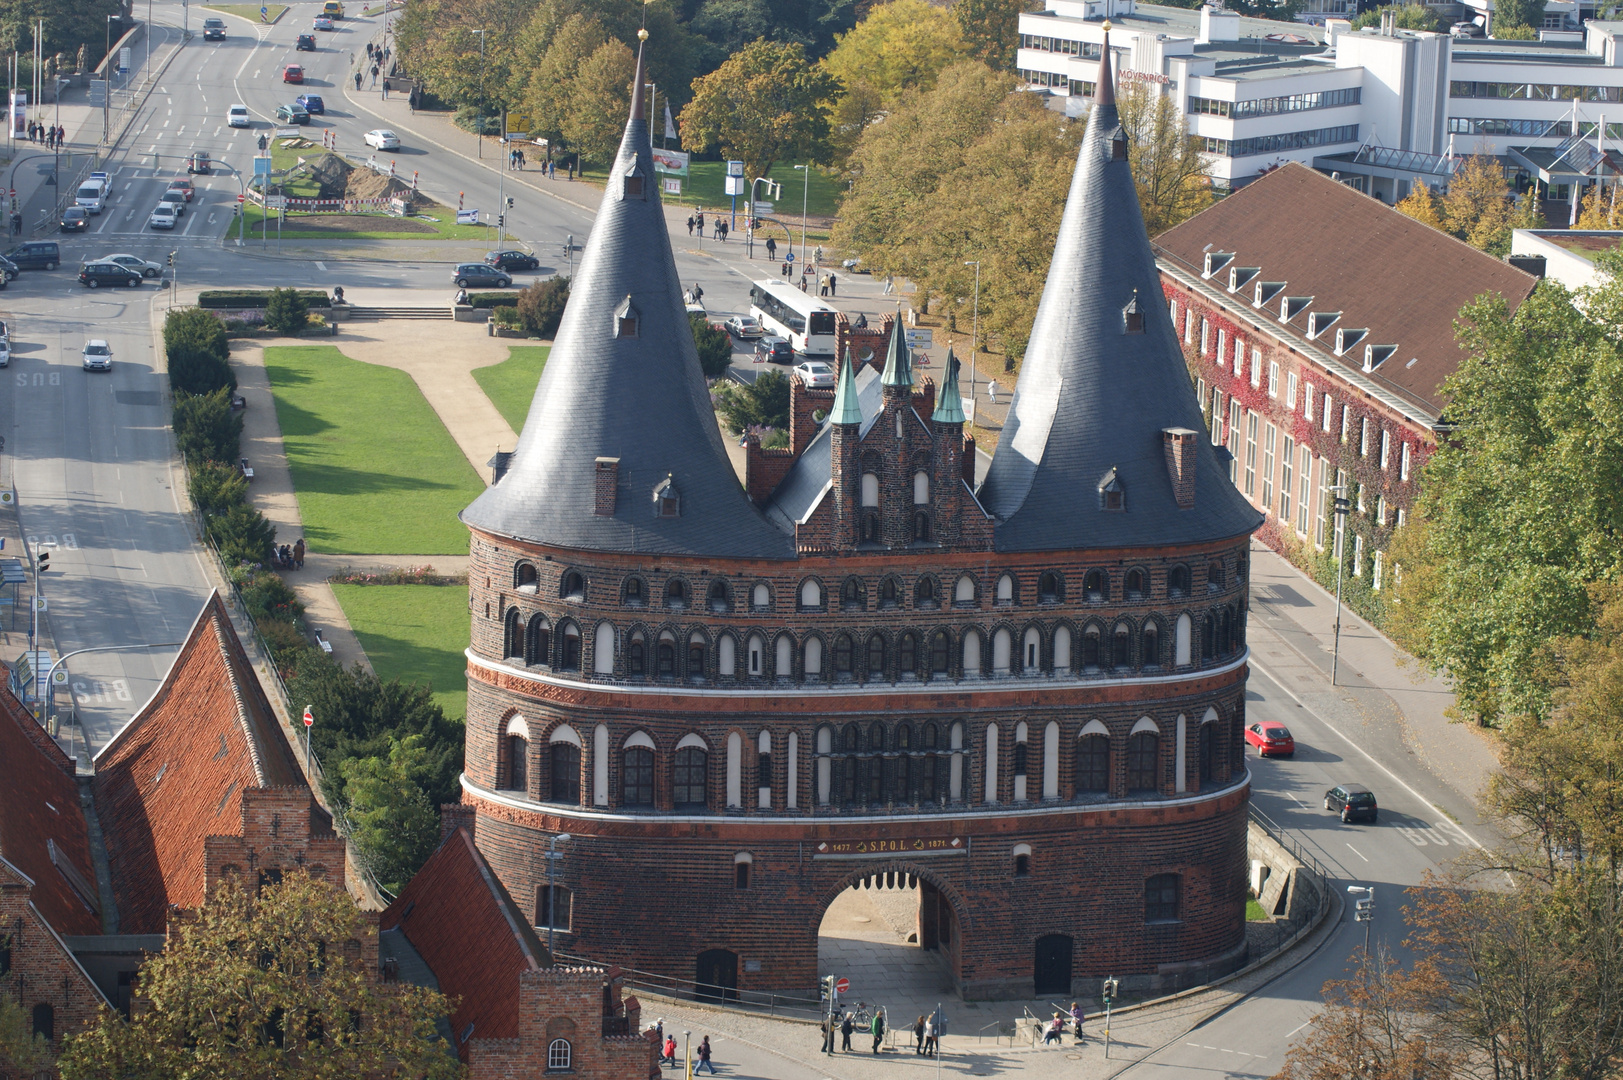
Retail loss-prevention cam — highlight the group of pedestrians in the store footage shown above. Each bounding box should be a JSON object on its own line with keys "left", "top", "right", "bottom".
{"left": 684, "top": 212, "right": 731, "bottom": 242}
{"left": 25, "top": 121, "right": 64, "bottom": 148}
{"left": 821, "top": 1008, "right": 905, "bottom": 1055}
{"left": 507, "top": 146, "right": 528, "bottom": 170}
{"left": 652, "top": 1021, "right": 716, "bottom": 1074}
{"left": 1041, "top": 1002, "right": 1087, "bottom": 1046}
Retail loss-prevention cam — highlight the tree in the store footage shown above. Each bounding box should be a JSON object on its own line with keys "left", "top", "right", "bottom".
{"left": 563, "top": 39, "right": 636, "bottom": 167}
{"left": 1394, "top": 180, "right": 1446, "bottom": 232}
{"left": 679, "top": 39, "right": 837, "bottom": 184}
{"left": 392, "top": 0, "right": 533, "bottom": 110}
{"left": 57, "top": 871, "right": 462, "bottom": 1080}
{"left": 1493, "top": 0, "right": 1547, "bottom": 31}
{"left": 713, "top": 368, "right": 790, "bottom": 434}
{"left": 516, "top": 276, "right": 570, "bottom": 338}
{"left": 1117, "top": 80, "right": 1215, "bottom": 236}
{"left": 264, "top": 287, "right": 310, "bottom": 335}
{"left": 955, "top": 0, "right": 1025, "bottom": 71}
{"left": 164, "top": 307, "right": 234, "bottom": 396}
{"left": 207, "top": 503, "right": 277, "bottom": 567}
{"left": 188, "top": 459, "right": 249, "bottom": 519}
{"left": 173, "top": 389, "right": 243, "bottom": 467}
{"left": 1575, "top": 182, "right": 1623, "bottom": 229}
{"left": 339, "top": 735, "right": 442, "bottom": 893}
{"left": 820, "top": 0, "right": 963, "bottom": 107}
{"left": 514, "top": 12, "right": 609, "bottom": 148}
{"left": 1350, "top": 2, "right": 1439, "bottom": 29}
{"left": 1275, "top": 949, "right": 1460, "bottom": 1080}
{"left": 0, "top": 993, "right": 53, "bottom": 1076}
{"left": 1396, "top": 154, "right": 1538, "bottom": 258}
{"left": 690, "top": 313, "right": 733, "bottom": 378}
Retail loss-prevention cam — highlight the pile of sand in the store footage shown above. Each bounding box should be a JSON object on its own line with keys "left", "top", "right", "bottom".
{"left": 344, "top": 166, "right": 424, "bottom": 209}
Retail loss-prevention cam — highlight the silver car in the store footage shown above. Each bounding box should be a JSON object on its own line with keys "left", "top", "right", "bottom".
{"left": 92, "top": 253, "right": 162, "bottom": 278}
{"left": 149, "top": 204, "right": 178, "bottom": 230}
{"left": 794, "top": 360, "right": 834, "bottom": 389}
{"left": 725, "top": 315, "right": 763, "bottom": 339}
{"left": 82, "top": 340, "right": 112, "bottom": 371}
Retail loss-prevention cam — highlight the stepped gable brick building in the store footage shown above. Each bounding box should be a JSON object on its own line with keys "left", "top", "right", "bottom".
{"left": 458, "top": 34, "right": 1263, "bottom": 1001}
{"left": 1154, "top": 163, "right": 1538, "bottom": 589}
{"left": 381, "top": 828, "right": 655, "bottom": 1077}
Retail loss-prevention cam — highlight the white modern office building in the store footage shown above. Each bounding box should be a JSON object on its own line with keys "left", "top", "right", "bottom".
{"left": 1019, "top": 0, "right": 1623, "bottom": 200}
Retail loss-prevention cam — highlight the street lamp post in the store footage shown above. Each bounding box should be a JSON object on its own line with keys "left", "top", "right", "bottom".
{"left": 545, "top": 832, "right": 572, "bottom": 956}
{"left": 104, "top": 16, "right": 118, "bottom": 147}
{"left": 472, "top": 29, "right": 487, "bottom": 160}
{"left": 1348, "top": 885, "right": 1375, "bottom": 955}
{"left": 1330, "top": 485, "right": 1351, "bottom": 685}
{"left": 963, "top": 260, "right": 981, "bottom": 411}
{"left": 793, "top": 163, "right": 809, "bottom": 264}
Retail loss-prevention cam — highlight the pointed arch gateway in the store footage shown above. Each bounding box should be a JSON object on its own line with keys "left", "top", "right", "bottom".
{"left": 815, "top": 859, "right": 972, "bottom": 966}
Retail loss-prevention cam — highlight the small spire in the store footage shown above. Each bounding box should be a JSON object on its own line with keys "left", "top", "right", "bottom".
{"left": 1096, "top": 24, "right": 1115, "bottom": 109}
{"left": 880, "top": 306, "right": 912, "bottom": 388}
{"left": 630, "top": 30, "right": 648, "bottom": 122}
{"left": 831, "top": 348, "right": 863, "bottom": 425}
{"left": 932, "top": 346, "right": 967, "bottom": 424}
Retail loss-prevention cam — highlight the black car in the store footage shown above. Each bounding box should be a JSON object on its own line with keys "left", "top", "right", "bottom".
{"left": 753, "top": 336, "right": 793, "bottom": 364}
{"left": 485, "top": 249, "right": 539, "bottom": 272}
{"left": 0, "top": 255, "right": 18, "bottom": 282}
{"left": 59, "top": 207, "right": 89, "bottom": 232}
{"left": 203, "top": 16, "right": 226, "bottom": 39}
{"left": 1324, "top": 784, "right": 1378, "bottom": 823}
{"left": 296, "top": 33, "right": 317, "bottom": 51}
{"left": 275, "top": 103, "right": 310, "bottom": 125}
{"left": 452, "top": 263, "right": 511, "bottom": 288}
{"left": 6, "top": 241, "right": 59, "bottom": 270}
{"left": 296, "top": 94, "right": 325, "bottom": 115}
{"left": 79, "top": 262, "right": 143, "bottom": 288}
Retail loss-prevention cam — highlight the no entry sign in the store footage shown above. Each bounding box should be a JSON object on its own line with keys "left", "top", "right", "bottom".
{"left": 303, "top": 706, "right": 314, "bottom": 727}
{"left": 834, "top": 978, "right": 849, "bottom": 994}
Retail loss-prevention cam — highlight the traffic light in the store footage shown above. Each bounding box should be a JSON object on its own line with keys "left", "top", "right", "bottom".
{"left": 167, "top": 251, "right": 176, "bottom": 266}
{"left": 36, "top": 551, "right": 48, "bottom": 574}
{"left": 497, "top": 214, "right": 505, "bottom": 228}
{"left": 820, "top": 975, "right": 834, "bottom": 1000}
{"left": 1102, "top": 978, "right": 1119, "bottom": 1005}
{"left": 506, "top": 196, "right": 514, "bottom": 209}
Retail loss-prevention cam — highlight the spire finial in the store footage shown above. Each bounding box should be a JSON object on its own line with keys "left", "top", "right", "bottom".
{"left": 1096, "top": 24, "right": 1115, "bottom": 108}
{"left": 630, "top": 30, "right": 648, "bottom": 122}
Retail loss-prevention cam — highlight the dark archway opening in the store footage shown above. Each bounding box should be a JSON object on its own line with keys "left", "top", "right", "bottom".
{"left": 1034, "top": 934, "right": 1074, "bottom": 996}
{"left": 696, "top": 948, "right": 739, "bottom": 1003}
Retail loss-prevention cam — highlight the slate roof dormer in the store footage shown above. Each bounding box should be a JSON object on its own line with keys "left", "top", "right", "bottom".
{"left": 459, "top": 40, "right": 792, "bottom": 559}
{"left": 978, "top": 29, "right": 1261, "bottom": 552}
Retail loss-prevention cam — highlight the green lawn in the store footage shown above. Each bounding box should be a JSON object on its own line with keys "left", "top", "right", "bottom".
{"left": 263, "top": 345, "right": 485, "bottom": 554}
{"left": 238, "top": 203, "right": 513, "bottom": 241}
{"left": 1246, "top": 897, "right": 1270, "bottom": 921}
{"left": 582, "top": 160, "right": 844, "bottom": 218}
{"left": 471, "top": 346, "right": 549, "bottom": 432}
{"left": 331, "top": 583, "right": 468, "bottom": 721}
{"left": 203, "top": 3, "right": 289, "bottom": 23}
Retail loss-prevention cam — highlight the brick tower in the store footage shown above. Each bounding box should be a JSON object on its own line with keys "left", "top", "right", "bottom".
{"left": 457, "top": 33, "right": 1262, "bottom": 1000}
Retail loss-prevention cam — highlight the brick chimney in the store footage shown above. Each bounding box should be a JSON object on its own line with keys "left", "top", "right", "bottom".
{"left": 1162, "top": 428, "right": 1197, "bottom": 509}
{"left": 594, "top": 457, "right": 620, "bottom": 515}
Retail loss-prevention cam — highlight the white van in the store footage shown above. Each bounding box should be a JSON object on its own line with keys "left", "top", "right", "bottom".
{"left": 75, "top": 180, "right": 106, "bottom": 214}
{"left": 228, "top": 104, "right": 250, "bottom": 128}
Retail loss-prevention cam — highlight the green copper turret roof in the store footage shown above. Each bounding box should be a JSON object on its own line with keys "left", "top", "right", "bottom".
{"left": 880, "top": 310, "right": 912, "bottom": 388}
{"left": 831, "top": 348, "right": 863, "bottom": 425}
{"left": 931, "top": 347, "right": 966, "bottom": 424}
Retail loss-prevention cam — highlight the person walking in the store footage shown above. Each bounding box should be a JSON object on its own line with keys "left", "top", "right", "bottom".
{"left": 883, "top": 274, "right": 895, "bottom": 295}
{"left": 719, "top": 219, "right": 729, "bottom": 242}
{"left": 695, "top": 210, "right": 705, "bottom": 236}
{"left": 818, "top": 274, "right": 829, "bottom": 297}
{"left": 9, "top": 212, "right": 20, "bottom": 237}
{"left": 765, "top": 236, "right": 776, "bottom": 260}
{"left": 293, "top": 537, "right": 305, "bottom": 569}
{"left": 661, "top": 1034, "right": 677, "bottom": 1066}
{"left": 913, "top": 1016, "right": 925, "bottom": 1055}
{"left": 840, "top": 1012, "right": 854, "bottom": 1052}
{"left": 355, "top": 70, "right": 363, "bottom": 91}
{"left": 988, "top": 379, "right": 1000, "bottom": 405}
{"left": 828, "top": 272, "right": 838, "bottom": 297}
{"left": 370, "top": 63, "right": 380, "bottom": 87}
{"left": 518, "top": 148, "right": 526, "bottom": 169}
{"left": 871, "top": 1010, "right": 885, "bottom": 1054}
{"left": 821, "top": 1016, "right": 834, "bottom": 1053}
{"left": 686, "top": 215, "right": 695, "bottom": 236}
{"left": 924, "top": 1013, "right": 937, "bottom": 1056}
{"left": 1070, "top": 1001, "right": 1085, "bottom": 1043}
{"left": 695, "top": 1036, "right": 716, "bottom": 1075}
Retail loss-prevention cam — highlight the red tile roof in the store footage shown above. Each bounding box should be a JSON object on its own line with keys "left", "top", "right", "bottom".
{"left": 1154, "top": 163, "right": 1539, "bottom": 415}
{"left": 382, "top": 829, "right": 548, "bottom": 1053}
{"left": 93, "top": 592, "right": 305, "bottom": 933}
{"left": 0, "top": 673, "right": 100, "bottom": 935}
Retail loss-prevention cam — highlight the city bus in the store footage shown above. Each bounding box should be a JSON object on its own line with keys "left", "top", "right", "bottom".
{"left": 749, "top": 279, "right": 837, "bottom": 357}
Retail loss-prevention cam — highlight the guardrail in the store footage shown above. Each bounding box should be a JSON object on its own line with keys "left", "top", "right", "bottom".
{"left": 550, "top": 950, "right": 823, "bottom": 1019}
{"left": 1250, "top": 803, "right": 1331, "bottom": 882}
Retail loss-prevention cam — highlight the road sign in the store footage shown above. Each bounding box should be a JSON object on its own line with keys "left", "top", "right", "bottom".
{"left": 754, "top": 201, "right": 773, "bottom": 215}
{"left": 254, "top": 157, "right": 272, "bottom": 176}
{"left": 120, "top": 48, "right": 131, "bottom": 74}
{"left": 834, "top": 978, "right": 849, "bottom": 994}
{"left": 237, "top": 193, "right": 246, "bottom": 203}
{"left": 905, "top": 328, "right": 933, "bottom": 349}
{"left": 303, "top": 706, "right": 314, "bottom": 727}
{"left": 265, "top": 195, "right": 287, "bottom": 209}
{"left": 662, "top": 178, "right": 681, "bottom": 195}
{"left": 275, "top": 126, "right": 300, "bottom": 138}
{"left": 51, "top": 668, "right": 67, "bottom": 684}
{"left": 456, "top": 208, "right": 480, "bottom": 225}
{"left": 33, "top": 596, "right": 46, "bottom": 612}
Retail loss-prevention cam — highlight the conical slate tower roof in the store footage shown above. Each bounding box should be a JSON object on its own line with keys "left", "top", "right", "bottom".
{"left": 462, "top": 45, "right": 792, "bottom": 558}
{"left": 978, "top": 35, "right": 1260, "bottom": 551}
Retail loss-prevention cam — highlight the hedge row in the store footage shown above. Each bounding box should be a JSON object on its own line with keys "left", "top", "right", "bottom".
{"left": 463, "top": 291, "right": 514, "bottom": 310}
{"left": 199, "top": 289, "right": 331, "bottom": 310}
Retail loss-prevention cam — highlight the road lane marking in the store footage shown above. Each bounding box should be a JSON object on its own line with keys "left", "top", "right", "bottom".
{"left": 1284, "top": 1021, "right": 1312, "bottom": 1039}
{"left": 1346, "top": 844, "right": 1368, "bottom": 862}
{"left": 316, "top": 261, "right": 327, "bottom": 270}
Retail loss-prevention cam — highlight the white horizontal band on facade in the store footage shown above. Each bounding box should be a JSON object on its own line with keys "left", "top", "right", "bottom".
{"left": 464, "top": 646, "right": 1250, "bottom": 700}
{"left": 461, "top": 771, "right": 1251, "bottom": 827}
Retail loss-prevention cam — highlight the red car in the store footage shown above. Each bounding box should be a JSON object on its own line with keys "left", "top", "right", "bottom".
{"left": 1245, "top": 722, "right": 1296, "bottom": 757}
{"left": 283, "top": 64, "right": 304, "bottom": 84}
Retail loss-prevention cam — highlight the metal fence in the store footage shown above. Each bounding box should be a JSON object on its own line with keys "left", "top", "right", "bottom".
{"left": 551, "top": 950, "right": 823, "bottom": 1020}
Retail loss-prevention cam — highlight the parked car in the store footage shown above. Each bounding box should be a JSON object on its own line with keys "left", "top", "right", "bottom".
{"left": 91, "top": 253, "right": 162, "bottom": 277}
{"left": 794, "top": 360, "right": 834, "bottom": 388}
{"left": 485, "top": 249, "right": 539, "bottom": 272}
{"left": 167, "top": 178, "right": 195, "bottom": 201}
{"left": 0, "top": 340, "right": 12, "bottom": 367}
{"left": 59, "top": 207, "right": 89, "bottom": 232}
{"left": 1245, "top": 722, "right": 1295, "bottom": 757}
{"left": 148, "top": 204, "right": 178, "bottom": 230}
{"left": 295, "top": 94, "right": 324, "bottom": 115}
{"left": 79, "top": 262, "right": 143, "bottom": 288}
{"left": 724, "top": 315, "right": 763, "bottom": 339}
{"left": 754, "top": 336, "right": 793, "bottom": 364}
{"left": 157, "top": 192, "right": 187, "bottom": 218}
{"left": 1324, "top": 784, "right": 1378, "bottom": 823}
{"left": 364, "top": 129, "right": 400, "bottom": 150}
{"left": 283, "top": 64, "right": 304, "bottom": 83}
{"left": 0, "top": 255, "right": 19, "bottom": 281}
{"left": 275, "top": 102, "right": 310, "bottom": 125}
{"left": 452, "top": 263, "right": 511, "bottom": 289}
{"left": 228, "top": 103, "right": 251, "bottom": 127}
{"left": 203, "top": 16, "right": 226, "bottom": 39}
{"left": 82, "top": 340, "right": 113, "bottom": 371}
{"left": 5, "top": 241, "right": 58, "bottom": 270}
{"left": 313, "top": 14, "right": 334, "bottom": 29}
{"left": 295, "top": 34, "right": 316, "bottom": 51}
{"left": 1451, "top": 20, "right": 1484, "bottom": 36}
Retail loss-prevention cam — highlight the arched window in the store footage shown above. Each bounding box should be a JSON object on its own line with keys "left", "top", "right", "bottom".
{"left": 914, "top": 470, "right": 930, "bottom": 504}
{"left": 1175, "top": 614, "right": 1192, "bottom": 666}
{"left": 879, "top": 577, "right": 900, "bottom": 608}
{"left": 1082, "top": 626, "right": 1102, "bottom": 669}
{"left": 504, "top": 608, "right": 525, "bottom": 659}
{"left": 842, "top": 577, "right": 865, "bottom": 610}
{"left": 867, "top": 723, "right": 885, "bottom": 802}
{"left": 1054, "top": 625, "right": 1073, "bottom": 671}
{"left": 869, "top": 722, "right": 886, "bottom": 751}
{"left": 594, "top": 622, "right": 615, "bottom": 674}
{"left": 1219, "top": 608, "right": 1234, "bottom": 656}
{"left": 1208, "top": 562, "right": 1226, "bottom": 592}
{"left": 867, "top": 634, "right": 886, "bottom": 676}
{"left": 860, "top": 472, "right": 880, "bottom": 507}
{"left": 1145, "top": 874, "right": 1180, "bottom": 922}
{"left": 526, "top": 614, "right": 550, "bottom": 666}
{"left": 899, "top": 632, "right": 918, "bottom": 674}
{"left": 1202, "top": 614, "right": 1216, "bottom": 661}
{"left": 752, "top": 583, "right": 771, "bottom": 609}
{"left": 627, "top": 632, "right": 646, "bottom": 676}
{"left": 719, "top": 633, "right": 737, "bottom": 677}
{"left": 550, "top": 742, "right": 581, "bottom": 804}
{"left": 548, "top": 1038, "right": 572, "bottom": 1071}
{"left": 1083, "top": 570, "right": 1106, "bottom": 601}
{"left": 1127, "top": 731, "right": 1159, "bottom": 792}
{"left": 560, "top": 623, "right": 581, "bottom": 670}
{"left": 735, "top": 852, "right": 753, "bottom": 889}
{"left": 1112, "top": 623, "right": 1131, "bottom": 668}
{"left": 1142, "top": 622, "right": 1160, "bottom": 669}
{"left": 834, "top": 634, "right": 854, "bottom": 674}
{"left": 1076, "top": 735, "right": 1110, "bottom": 792}
{"left": 913, "top": 512, "right": 931, "bottom": 541}
{"left": 623, "top": 576, "right": 645, "bottom": 605}
{"left": 1038, "top": 572, "right": 1062, "bottom": 602}
{"left": 862, "top": 511, "right": 880, "bottom": 543}
{"left": 666, "top": 578, "right": 688, "bottom": 607}
{"left": 954, "top": 574, "right": 976, "bottom": 605}
{"left": 931, "top": 631, "right": 950, "bottom": 674}
{"left": 1013, "top": 843, "right": 1032, "bottom": 876}
{"left": 775, "top": 634, "right": 793, "bottom": 679}
{"left": 844, "top": 723, "right": 861, "bottom": 752}
{"left": 515, "top": 563, "right": 538, "bottom": 592}
{"left": 1022, "top": 627, "right": 1041, "bottom": 672}
{"left": 622, "top": 747, "right": 654, "bottom": 807}
{"left": 747, "top": 634, "right": 765, "bottom": 677}
{"left": 992, "top": 628, "right": 1012, "bottom": 672}
{"left": 1199, "top": 721, "right": 1215, "bottom": 783}
{"left": 800, "top": 579, "right": 823, "bottom": 610}
{"left": 656, "top": 633, "right": 677, "bottom": 679}
{"left": 996, "top": 573, "right": 1016, "bottom": 603}
{"left": 803, "top": 636, "right": 824, "bottom": 676}
{"left": 674, "top": 746, "right": 708, "bottom": 809}
{"left": 32, "top": 1003, "right": 53, "bottom": 1041}
{"left": 504, "top": 734, "right": 528, "bottom": 792}
{"left": 963, "top": 629, "right": 982, "bottom": 674}
{"left": 1012, "top": 739, "right": 1028, "bottom": 778}
{"left": 708, "top": 579, "right": 730, "bottom": 612}
{"left": 688, "top": 632, "right": 707, "bottom": 677}
{"left": 1169, "top": 565, "right": 1190, "bottom": 597}
{"left": 1125, "top": 569, "right": 1146, "bottom": 599}
{"left": 916, "top": 576, "right": 937, "bottom": 607}
{"left": 561, "top": 571, "right": 585, "bottom": 600}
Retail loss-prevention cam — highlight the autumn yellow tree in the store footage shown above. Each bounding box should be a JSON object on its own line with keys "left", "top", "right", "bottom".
{"left": 1117, "top": 80, "right": 1215, "bottom": 236}
{"left": 1396, "top": 154, "right": 1539, "bottom": 256}
{"left": 820, "top": 0, "right": 963, "bottom": 106}
{"left": 1393, "top": 180, "right": 1445, "bottom": 231}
